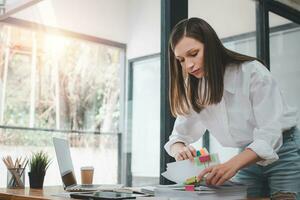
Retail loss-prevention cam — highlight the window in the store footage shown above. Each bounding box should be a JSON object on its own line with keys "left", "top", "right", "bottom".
{"left": 0, "top": 22, "right": 125, "bottom": 187}
{"left": 269, "top": 14, "right": 300, "bottom": 127}
{"left": 127, "top": 54, "right": 160, "bottom": 186}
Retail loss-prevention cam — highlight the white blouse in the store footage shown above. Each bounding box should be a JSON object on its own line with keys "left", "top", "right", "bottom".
{"left": 164, "top": 60, "right": 299, "bottom": 166}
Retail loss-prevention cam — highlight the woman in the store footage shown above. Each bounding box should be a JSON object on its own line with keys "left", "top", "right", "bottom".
{"left": 164, "top": 17, "right": 300, "bottom": 199}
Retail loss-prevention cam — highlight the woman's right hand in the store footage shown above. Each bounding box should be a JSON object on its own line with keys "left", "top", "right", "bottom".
{"left": 174, "top": 145, "right": 197, "bottom": 161}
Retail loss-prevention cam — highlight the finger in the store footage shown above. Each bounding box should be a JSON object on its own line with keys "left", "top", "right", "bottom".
{"left": 215, "top": 176, "right": 227, "bottom": 186}
{"left": 210, "top": 171, "right": 223, "bottom": 185}
{"left": 205, "top": 173, "right": 214, "bottom": 185}
{"left": 180, "top": 151, "right": 188, "bottom": 160}
{"left": 216, "top": 173, "right": 230, "bottom": 186}
{"left": 216, "top": 171, "right": 235, "bottom": 186}
{"left": 197, "top": 167, "right": 212, "bottom": 182}
{"left": 185, "top": 149, "right": 194, "bottom": 161}
{"left": 209, "top": 167, "right": 225, "bottom": 185}
{"left": 206, "top": 168, "right": 218, "bottom": 185}
{"left": 175, "top": 156, "right": 183, "bottom": 161}
{"left": 175, "top": 153, "right": 183, "bottom": 161}
{"left": 188, "top": 146, "right": 197, "bottom": 157}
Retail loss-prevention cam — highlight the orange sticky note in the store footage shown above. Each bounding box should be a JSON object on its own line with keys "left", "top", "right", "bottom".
{"left": 200, "top": 148, "right": 206, "bottom": 156}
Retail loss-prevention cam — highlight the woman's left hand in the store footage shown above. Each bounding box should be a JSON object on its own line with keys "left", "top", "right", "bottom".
{"left": 197, "top": 149, "right": 260, "bottom": 186}
{"left": 197, "top": 161, "right": 239, "bottom": 186}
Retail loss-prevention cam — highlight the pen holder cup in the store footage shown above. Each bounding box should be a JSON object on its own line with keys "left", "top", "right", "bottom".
{"left": 7, "top": 168, "right": 25, "bottom": 189}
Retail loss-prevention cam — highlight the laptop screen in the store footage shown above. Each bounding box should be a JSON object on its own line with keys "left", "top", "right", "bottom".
{"left": 53, "top": 137, "right": 77, "bottom": 187}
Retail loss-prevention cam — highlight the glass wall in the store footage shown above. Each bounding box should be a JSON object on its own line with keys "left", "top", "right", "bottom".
{"left": 0, "top": 24, "right": 122, "bottom": 132}
{"left": 127, "top": 55, "right": 160, "bottom": 186}
{"left": 0, "top": 23, "right": 124, "bottom": 187}
{"left": 269, "top": 13, "right": 300, "bottom": 128}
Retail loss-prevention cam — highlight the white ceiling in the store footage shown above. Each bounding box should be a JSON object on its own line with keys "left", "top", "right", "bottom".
{"left": 11, "top": 0, "right": 130, "bottom": 43}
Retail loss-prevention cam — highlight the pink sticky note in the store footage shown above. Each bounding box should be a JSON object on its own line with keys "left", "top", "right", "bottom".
{"left": 199, "top": 155, "right": 211, "bottom": 163}
{"left": 185, "top": 185, "right": 195, "bottom": 191}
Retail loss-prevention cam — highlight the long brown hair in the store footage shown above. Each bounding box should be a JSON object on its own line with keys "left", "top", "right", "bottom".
{"left": 169, "top": 17, "right": 258, "bottom": 116}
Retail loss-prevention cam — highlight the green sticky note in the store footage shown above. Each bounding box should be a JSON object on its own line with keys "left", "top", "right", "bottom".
{"left": 194, "top": 157, "right": 201, "bottom": 166}
{"left": 210, "top": 154, "right": 218, "bottom": 162}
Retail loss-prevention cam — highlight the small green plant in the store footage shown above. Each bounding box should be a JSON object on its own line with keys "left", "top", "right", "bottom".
{"left": 29, "top": 151, "right": 51, "bottom": 175}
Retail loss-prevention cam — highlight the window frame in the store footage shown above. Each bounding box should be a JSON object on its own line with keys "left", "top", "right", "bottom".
{"left": 0, "top": 17, "right": 127, "bottom": 184}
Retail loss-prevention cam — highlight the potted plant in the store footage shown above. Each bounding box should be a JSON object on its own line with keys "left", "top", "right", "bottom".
{"left": 28, "top": 151, "right": 51, "bottom": 189}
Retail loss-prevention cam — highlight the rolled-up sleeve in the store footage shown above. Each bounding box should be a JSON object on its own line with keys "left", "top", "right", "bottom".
{"left": 246, "top": 62, "right": 283, "bottom": 166}
{"left": 164, "top": 111, "right": 206, "bottom": 157}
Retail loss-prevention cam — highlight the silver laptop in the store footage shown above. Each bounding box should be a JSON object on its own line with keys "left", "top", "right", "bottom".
{"left": 53, "top": 137, "right": 121, "bottom": 192}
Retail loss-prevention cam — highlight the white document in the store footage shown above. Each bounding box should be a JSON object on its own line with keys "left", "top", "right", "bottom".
{"left": 162, "top": 154, "right": 220, "bottom": 184}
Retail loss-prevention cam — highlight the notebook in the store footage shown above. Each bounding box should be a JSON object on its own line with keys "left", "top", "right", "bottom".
{"left": 53, "top": 137, "right": 122, "bottom": 192}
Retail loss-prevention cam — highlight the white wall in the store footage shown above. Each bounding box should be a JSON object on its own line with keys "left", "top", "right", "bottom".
{"left": 189, "top": 0, "right": 256, "bottom": 38}
{"left": 126, "top": 0, "right": 160, "bottom": 59}
{"left": 12, "top": 0, "right": 129, "bottom": 43}
{"left": 11, "top": 0, "right": 161, "bottom": 59}
{"left": 189, "top": 0, "right": 290, "bottom": 39}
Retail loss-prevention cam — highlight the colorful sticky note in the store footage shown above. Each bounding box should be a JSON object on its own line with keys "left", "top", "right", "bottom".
{"left": 210, "top": 154, "right": 218, "bottom": 162}
{"left": 203, "top": 148, "right": 209, "bottom": 154}
{"left": 185, "top": 185, "right": 195, "bottom": 191}
{"left": 194, "top": 157, "right": 201, "bottom": 166}
{"left": 199, "top": 155, "right": 211, "bottom": 163}
{"left": 185, "top": 176, "right": 197, "bottom": 185}
{"left": 200, "top": 148, "right": 206, "bottom": 156}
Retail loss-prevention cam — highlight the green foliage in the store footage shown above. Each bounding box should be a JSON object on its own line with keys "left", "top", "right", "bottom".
{"left": 2, "top": 24, "right": 121, "bottom": 132}
{"left": 29, "top": 151, "right": 51, "bottom": 175}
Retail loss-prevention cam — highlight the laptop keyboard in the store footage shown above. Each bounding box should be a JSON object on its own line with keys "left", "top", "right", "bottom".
{"left": 66, "top": 184, "right": 99, "bottom": 192}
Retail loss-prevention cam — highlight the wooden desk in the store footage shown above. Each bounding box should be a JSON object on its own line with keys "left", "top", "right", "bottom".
{"left": 0, "top": 187, "right": 163, "bottom": 200}
{"left": 0, "top": 186, "right": 69, "bottom": 200}
{"left": 0, "top": 186, "right": 269, "bottom": 200}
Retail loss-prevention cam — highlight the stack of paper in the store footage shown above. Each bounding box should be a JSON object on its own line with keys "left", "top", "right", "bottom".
{"left": 154, "top": 184, "right": 247, "bottom": 200}
{"left": 161, "top": 153, "right": 220, "bottom": 184}
{"left": 159, "top": 150, "right": 247, "bottom": 199}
